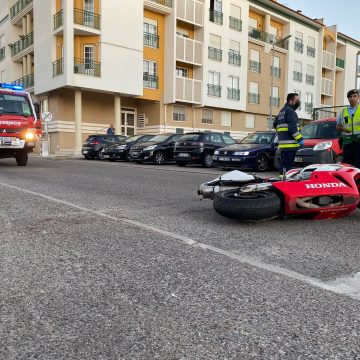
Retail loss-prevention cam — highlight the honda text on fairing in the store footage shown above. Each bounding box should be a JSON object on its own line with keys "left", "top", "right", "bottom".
{"left": 0, "top": 83, "right": 43, "bottom": 166}
{"left": 198, "top": 164, "right": 360, "bottom": 221}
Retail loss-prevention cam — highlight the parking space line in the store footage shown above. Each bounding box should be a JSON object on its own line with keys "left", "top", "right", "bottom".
{"left": 0, "top": 180, "right": 358, "bottom": 301}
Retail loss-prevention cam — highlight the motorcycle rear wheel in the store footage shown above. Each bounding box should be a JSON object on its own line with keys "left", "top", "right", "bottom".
{"left": 213, "top": 189, "right": 282, "bottom": 221}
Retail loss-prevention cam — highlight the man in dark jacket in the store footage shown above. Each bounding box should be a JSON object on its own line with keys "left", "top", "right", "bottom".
{"left": 273, "top": 93, "right": 303, "bottom": 176}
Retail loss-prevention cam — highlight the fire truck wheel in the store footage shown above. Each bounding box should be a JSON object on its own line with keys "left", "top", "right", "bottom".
{"left": 213, "top": 189, "right": 282, "bottom": 221}
{"left": 16, "top": 151, "right": 28, "bottom": 166}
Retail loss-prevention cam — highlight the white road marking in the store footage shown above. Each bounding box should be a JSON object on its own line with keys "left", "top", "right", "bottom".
{"left": 0, "top": 181, "right": 358, "bottom": 301}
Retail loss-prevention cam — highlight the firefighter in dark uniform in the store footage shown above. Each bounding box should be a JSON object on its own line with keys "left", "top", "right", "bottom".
{"left": 273, "top": 93, "right": 303, "bottom": 176}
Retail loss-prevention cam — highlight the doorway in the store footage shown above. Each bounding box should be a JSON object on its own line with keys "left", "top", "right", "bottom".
{"left": 121, "top": 108, "right": 136, "bottom": 136}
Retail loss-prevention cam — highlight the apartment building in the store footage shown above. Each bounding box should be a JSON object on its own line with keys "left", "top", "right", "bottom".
{"left": 0, "top": 0, "right": 359, "bottom": 155}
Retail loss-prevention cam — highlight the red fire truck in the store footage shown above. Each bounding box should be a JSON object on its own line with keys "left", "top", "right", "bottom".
{"left": 0, "top": 83, "right": 41, "bottom": 166}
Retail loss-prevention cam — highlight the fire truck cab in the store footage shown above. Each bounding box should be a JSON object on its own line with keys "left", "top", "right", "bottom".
{"left": 0, "top": 83, "right": 41, "bottom": 166}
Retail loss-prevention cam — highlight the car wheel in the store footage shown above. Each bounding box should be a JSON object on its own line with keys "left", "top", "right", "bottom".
{"left": 255, "top": 154, "right": 268, "bottom": 172}
{"left": 109, "top": 158, "right": 116, "bottom": 162}
{"left": 153, "top": 151, "right": 165, "bottom": 165}
{"left": 213, "top": 189, "right": 282, "bottom": 221}
{"left": 125, "top": 150, "right": 132, "bottom": 162}
{"left": 176, "top": 161, "right": 187, "bottom": 167}
{"left": 84, "top": 155, "right": 92, "bottom": 160}
{"left": 201, "top": 153, "right": 213, "bottom": 168}
{"left": 97, "top": 149, "right": 105, "bottom": 160}
{"left": 16, "top": 151, "right": 28, "bottom": 166}
{"left": 135, "top": 160, "right": 143, "bottom": 164}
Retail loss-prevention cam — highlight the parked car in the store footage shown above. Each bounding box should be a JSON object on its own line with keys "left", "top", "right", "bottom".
{"left": 174, "top": 132, "right": 236, "bottom": 168}
{"left": 101, "top": 134, "right": 155, "bottom": 161}
{"left": 81, "top": 134, "right": 127, "bottom": 159}
{"left": 212, "top": 131, "right": 277, "bottom": 171}
{"left": 130, "top": 133, "right": 184, "bottom": 164}
{"left": 274, "top": 117, "right": 342, "bottom": 169}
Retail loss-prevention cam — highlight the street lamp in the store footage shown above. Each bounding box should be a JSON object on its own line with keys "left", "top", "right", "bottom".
{"left": 269, "top": 34, "right": 292, "bottom": 130}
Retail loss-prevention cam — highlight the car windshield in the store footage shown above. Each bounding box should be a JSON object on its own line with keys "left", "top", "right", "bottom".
{"left": 178, "top": 134, "right": 202, "bottom": 141}
{"left": 301, "top": 121, "right": 340, "bottom": 139}
{"left": 0, "top": 93, "right": 32, "bottom": 116}
{"left": 148, "top": 134, "right": 171, "bottom": 143}
{"left": 125, "top": 135, "right": 143, "bottom": 143}
{"left": 241, "top": 133, "right": 273, "bottom": 144}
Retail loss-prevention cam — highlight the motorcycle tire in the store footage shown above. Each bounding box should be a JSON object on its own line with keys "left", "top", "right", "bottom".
{"left": 213, "top": 189, "right": 282, "bottom": 221}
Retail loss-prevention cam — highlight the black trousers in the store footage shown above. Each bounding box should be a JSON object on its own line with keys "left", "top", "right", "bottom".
{"left": 279, "top": 149, "right": 298, "bottom": 174}
{"left": 343, "top": 141, "right": 360, "bottom": 168}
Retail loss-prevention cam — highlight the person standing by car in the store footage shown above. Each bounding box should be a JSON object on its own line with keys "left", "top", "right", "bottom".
{"left": 336, "top": 89, "right": 360, "bottom": 167}
{"left": 106, "top": 124, "right": 115, "bottom": 135}
{"left": 273, "top": 93, "right": 303, "bottom": 176}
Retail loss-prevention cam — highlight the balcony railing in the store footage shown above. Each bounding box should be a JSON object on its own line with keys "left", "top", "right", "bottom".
{"left": 248, "top": 26, "right": 281, "bottom": 47}
{"left": 293, "top": 71, "right": 302, "bottom": 82}
{"left": 305, "top": 102, "right": 313, "bottom": 112}
{"left": 228, "top": 50, "right": 241, "bottom": 66}
{"left": 336, "top": 58, "right": 345, "bottom": 68}
{"left": 176, "top": 76, "right": 201, "bottom": 104}
{"left": 229, "top": 16, "right": 242, "bottom": 31}
{"left": 249, "top": 60, "right": 261, "bottom": 73}
{"left": 306, "top": 74, "right": 314, "bottom": 85}
{"left": 322, "top": 50, "right": 335, "bottom": 69}
{"left": 74, "top": 58, "right": 101, "bottom": 76}
{"left": 143, "top": 32, "right": 159, "bottom": 48}
{"left": 321, "top": 77, "right": 333, "bottom": 96}
{"left": 10, "top": 0, "right": 32, "bottom": 19}
{"left": 12, "top": 73, "right": 34, "bottom": 89}
{"left": 207, "top": 84, "right": 221, "bottom": 97}
{"left": 208, "top": 46, "right": 222, "bottom": 61}
{"left": 209, "top": 9, "right": 223, "bottom": 25}
{"left": 294, "top": 41, "right": 303, "bottom": 53}
{"left": 54, "top": 10, "right": 63, "bottom": 29}
{"left": 227, "top": 88, "right": 240, "bottom": 100}
{"left": 149, "top": 0, "right": 172, "bottom": 7}
{"left": 307, "top": 46, "right": 315, "bottom": 57}
{"left": 143, "top": 73, "right": 158, "bottom": 89}
{"left": 0, "top": 47, "right": 5, "bottom": 61}
{"left": 249, "top": 93, "right": 260, "bottom": 104}
{"left": 74, "top": 8, "right": 100, "bottom": 29}
{"left": 271, "top": 66, "right": 280, "bottom": 78}
{"left": 270, "top": 97, "right": 280, "bottom": 107}
{"left": 10, "top": 32, "right": 34, "bottom": 57}
{"left": 53, "top": 58, "right": 64, "bottom": 76}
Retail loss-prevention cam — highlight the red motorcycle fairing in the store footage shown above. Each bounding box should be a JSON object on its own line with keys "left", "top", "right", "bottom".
{"left": 273, "top": 166, "right": 360, "bottom": 219}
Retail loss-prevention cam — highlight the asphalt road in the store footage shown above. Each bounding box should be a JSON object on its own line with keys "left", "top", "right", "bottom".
{"left": 1, "top": 156, "right": 360, "bottom": 359}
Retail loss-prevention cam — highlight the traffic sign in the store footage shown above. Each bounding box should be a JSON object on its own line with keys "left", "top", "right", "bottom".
{"left": 41, "top": 111, "right": 53, "bottom": 122}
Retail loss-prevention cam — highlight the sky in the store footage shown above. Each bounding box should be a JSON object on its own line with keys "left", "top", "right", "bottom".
{"left": 278, "top": 0, "right": 360, "bottom": 41}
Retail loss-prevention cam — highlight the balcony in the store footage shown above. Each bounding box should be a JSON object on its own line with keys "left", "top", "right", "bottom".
{"left": 336, "top": 58, "right": 345, "bottom": 69}
{"left": 144, "top": 0, "right": 172, "bottom": 14}
{"left": 207, "top": 84, "right": 221, "bottom": 97}
{"left": 294, "top": 41, "right": 303, "bottom": 53}
{"left": 176, "top": 0, "right": 203, "bottom": 27}
{"left": 144, "top": 32, "right": 159, "bottom": 48}
{"left": 148, "top": 0, "right": 172, "bottom": 6}
{"left": 227, "top": 88, "right": 240, "bottom": 100}
{"left": 176, "top": 36, "right": 202, "bottom": 66}
{"left": 209, "top": 9, "right": 223, "bottom": 25}
{"left": 143, "top": 73, "right": 158, "bottom": 89}
{"left": 74, "top": 8, "right": 100, "bottom": 30}
{"left": 322, "top": 50, "right": 335, "bottom": 70}
{"left": 307, "top": 46, "right": 315, "bottom": 57}
{"left": 54, "top": 10, "right": 63, "bottom": 30}
{"left": 0, "top": 47, "right": 5, "bottom": 61}
{"left": 293, "top": 71, "right": 302, "bottom": 82}
{"left": 229, "top": 16, "right": 242, "bottom": 31}
{"left": 175, "top": 76, "right": 201, "bottom": 104}
{"left": 10, "top": 0, "right": 32, "bottom": 23}
{"left": 249, "top": 60, "right": 261, "bottom": 73}
{"left": 271, "top": 66, "right": 280, "bottom": 78}
{"left": 53, "top": 58, "right": 64, "bottom": 76}
{"left": 10, "top": 32, "right": 34, "bottom": 58}
{"left": 228, "top": 50, "right": 241, "bottom": 66}
{"left": 248, "top": 27, "right": 282, "bottom": 47}
{"left": 249, "top": 93, "right": 260, "bottom": 104}
{"left": 306, "top": 74, "right": 314, "bottom": 85}
{"left": 305, "top": 102, "right": 313, "bottom": 113}
{"left": 74, "top": 58, "right": 101, "bottom": 77}
{"left": 321, "top": 77, "right": 333, "bottom": 96}
{"left": 208, "top": 46, "right": 222, "bottom": 61}
{"left": 11, "top": 73, "right": 34, "bottom": 89}
{"left": 270, "top": 97, "right": 280, "bottom": 107}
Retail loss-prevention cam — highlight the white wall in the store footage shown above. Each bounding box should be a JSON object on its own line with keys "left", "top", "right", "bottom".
{"left": 342, "top": 40, "right": 360, "bottom": 104}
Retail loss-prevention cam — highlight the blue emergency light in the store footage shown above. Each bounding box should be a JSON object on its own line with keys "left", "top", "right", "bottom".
{"left": 0, "top": 83, "right": 24, "bottom": 91}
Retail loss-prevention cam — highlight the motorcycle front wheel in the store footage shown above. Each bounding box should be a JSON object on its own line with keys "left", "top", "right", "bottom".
{"left": 213, "top": 189, "right": 282, "bottom": 221}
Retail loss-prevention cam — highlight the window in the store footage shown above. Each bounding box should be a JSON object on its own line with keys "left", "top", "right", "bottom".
{"left": 209, "top": 71, "right": 220, "bottom": 85}
{"left": 208, "top": 71, "right": 221, "bottom": 97}
{"left": 221, "top": 111, "right": 232, "bottom": 127}
{"left": 176, "top": 67, "right": 188, "bottom": 78}
{"left": 211, "top": 133, "right": 223, "bottom": 144}
{"left": 143, "top": 60, "right": 158, "bottom": 89}
{"left": 202, "top": 109, "right": 213, "bottom": 124}
{"left": 228, "top": 75, "right": 240, "bottom": 100}
{"left": 250, "top": 49, "right": 261, "bottom": 73}
{"left": 293, "top": 61, "right": 302, "bottom": 82}
{"left": 294, "top": 31, "right": 303, "bottom": 53}
{"left": 229, "top": 4, "right": 242, "bottom": 31}
{"left": 173, "top": 105, "right": 186, "bottom": 121}
{"left": 305, "top": 93, "right": 313, "bottom": 112}
{"left": 306, "top": 64, "right": 314, "bottom": 85}
{"left": 83, "top": 0, "right": 95, "bottom": 26}
{"left": 270, "top": 86, "right": 279, "bottom": 107}
{"left": 223, "top": 133, "right": 235, "bottom": 144}
{"left": 249, "top": 82, "right": 259, "bottom": 104}
{"left": 246, "top": 114, "right": 255, "bottom": 128}
{"left": 307, "top": 36, "right": 315, "bottom": 57}
{"left": 209, "top": 0, "right": 223, "bottom": 24}
{"left": 209, "top": 34, "right": 222, "bottom": 61}
{"left": 229, "top": 40, "right": 241, "bottom": 66}
{"left": 271, "top": 56, "right": 280, "bottom": 77}
{"left": 84, "top": 45, "right": 94, "bottom": 74}
{"left": 144, "top": 18, "right": 158, "bottom": 48}
{"left": 84, "top": 0, "right": 94, "bottom": 13}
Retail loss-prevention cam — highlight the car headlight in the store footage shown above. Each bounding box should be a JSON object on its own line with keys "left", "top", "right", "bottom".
{"left": 313, "top": 141, "right": 332, "bottom": 151}
{"left": 214, "top": 150, "right": 219, "bottom": 155}
{"left": 233, "top": 151, "right": 249, "bottom": 156}
{"left": 117, "top": 145, "right": 126, "bottom": 150}
{"left": 144, "top": 145, "right": 157, "bottom": 151}
{"left": 25, "top": 131, "right": 35, "bottom": 140}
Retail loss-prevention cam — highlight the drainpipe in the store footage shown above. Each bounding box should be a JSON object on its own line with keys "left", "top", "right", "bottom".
{"left": 164, "top": 103, "right": 167, "bottom": 133}
{"left": 192, "top": 105, "right": 195, "bottom": 131}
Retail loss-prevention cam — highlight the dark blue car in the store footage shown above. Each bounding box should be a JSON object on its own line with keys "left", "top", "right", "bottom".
{"left": 212, "top": 131, "right": 278, "bottom": 171}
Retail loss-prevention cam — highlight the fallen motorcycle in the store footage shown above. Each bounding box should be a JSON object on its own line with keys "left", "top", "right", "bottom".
{"left": 198, "top": 164, "right": 360, "bottom": 221}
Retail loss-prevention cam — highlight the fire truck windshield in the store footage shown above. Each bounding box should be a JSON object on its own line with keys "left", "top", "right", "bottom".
{"left": 0, "top": 93, "right": 32, "bottom": 116}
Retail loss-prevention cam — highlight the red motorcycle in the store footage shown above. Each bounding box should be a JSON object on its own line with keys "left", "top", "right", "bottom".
{"left": 198, "top": 164, "right": 360, "bottom": 221}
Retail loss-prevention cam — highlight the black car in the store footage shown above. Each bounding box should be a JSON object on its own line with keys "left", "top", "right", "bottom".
{"left": 101, "top": 134, "right": 155, "bottom": 161}
{"left": 130, "top": 133, "right": 184, "bottom": 164}
{"left": 174, "top": 132, "right": 235, "bottom": 168}
{"left": 81, "top": 134, "right": 127, "bottom": 159}
{"left": 212, "top": 131, "right": 278, "bottom": 171}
